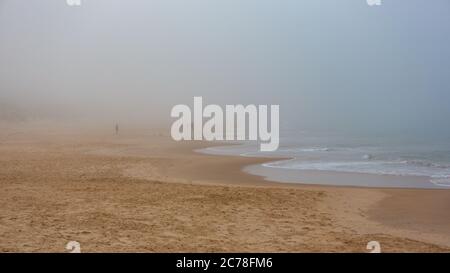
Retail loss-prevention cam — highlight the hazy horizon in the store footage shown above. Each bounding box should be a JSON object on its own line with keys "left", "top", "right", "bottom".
{"left": 1, "top": 0, "right": 450, "bottom": 139}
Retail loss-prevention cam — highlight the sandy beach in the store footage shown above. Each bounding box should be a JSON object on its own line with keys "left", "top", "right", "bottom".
{"left": 0, "top": 123, "right": 449, "bottom": 252}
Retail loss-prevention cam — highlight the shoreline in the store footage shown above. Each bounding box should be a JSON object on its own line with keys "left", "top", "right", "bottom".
{"left": 199, "top": 144, "right": 448, "bottom": 190}
{"left": 1, "top": 128, "right": 449, "bottom": 252}
{"left": 139, "top": 140, "right": 450, "bottom": 249}
{"left": 193, "top": 143, "right": 450, "bottom": 248}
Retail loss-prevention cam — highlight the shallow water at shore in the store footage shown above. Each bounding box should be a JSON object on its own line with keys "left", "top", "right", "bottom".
{"left": 199, "top": 133, "right": 450, "bottom": 189}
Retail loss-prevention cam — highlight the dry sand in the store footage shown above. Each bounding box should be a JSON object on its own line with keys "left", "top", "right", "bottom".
{"left": 0, "top": 123, "right": 449, "bottom": 252}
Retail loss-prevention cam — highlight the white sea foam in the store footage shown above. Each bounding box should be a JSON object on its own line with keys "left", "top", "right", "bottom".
{"left": 430, "top": 175, "right": 450, "bottom": 187}
{"left": 198, "top": 137, "right": 450, "bottom": 189}
{"left": 263, "top": 157, "right": 450, "bottom": 186}
{"left": 290, "top": 147, "right": 331, "bottom": 152}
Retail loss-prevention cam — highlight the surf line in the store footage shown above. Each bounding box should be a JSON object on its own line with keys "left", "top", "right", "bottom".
{"left": 170, "top": 96, "right": 279, "bottom": 151}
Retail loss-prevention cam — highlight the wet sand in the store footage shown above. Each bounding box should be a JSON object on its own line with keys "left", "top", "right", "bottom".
{"left": 0, "top": 123, "right": 449, "bottom": 252}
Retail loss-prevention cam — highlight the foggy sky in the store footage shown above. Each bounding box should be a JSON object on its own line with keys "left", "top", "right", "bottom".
{"left": 1, "top": 0, "right": 449, "bottom": 137}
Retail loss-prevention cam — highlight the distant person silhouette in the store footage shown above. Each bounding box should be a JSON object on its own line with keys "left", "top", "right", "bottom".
{"left": 115, "top": 123, "right": 119, "bottom": 135}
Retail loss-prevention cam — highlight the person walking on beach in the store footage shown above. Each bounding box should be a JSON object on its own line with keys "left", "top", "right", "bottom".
{"left": 115, "top": 123, "right": 119, "bottom": 135}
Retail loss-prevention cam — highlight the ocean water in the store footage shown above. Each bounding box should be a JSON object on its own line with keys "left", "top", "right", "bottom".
{"left": 199, "top": 131, "right": 450, "bottom": 189}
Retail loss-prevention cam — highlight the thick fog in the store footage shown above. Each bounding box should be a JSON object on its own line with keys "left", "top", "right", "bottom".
{"left": 1, "top": 0, "right": 449, "bottom": 137}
